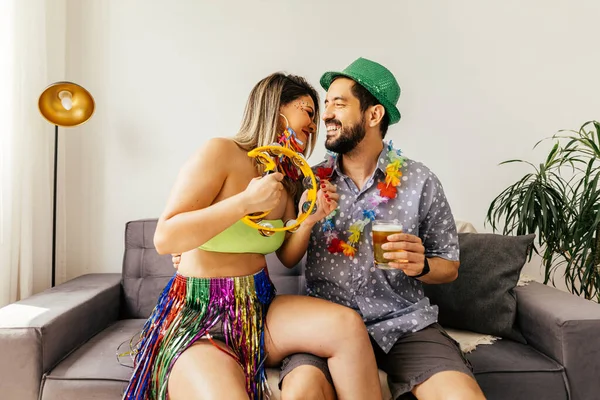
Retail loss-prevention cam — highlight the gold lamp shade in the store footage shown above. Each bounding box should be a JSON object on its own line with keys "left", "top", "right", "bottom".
{"left": 38, "top": 81, "right": 95, "bottom": 127}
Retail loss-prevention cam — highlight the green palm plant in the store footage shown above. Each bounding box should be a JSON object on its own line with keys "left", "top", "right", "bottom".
{"left": 486, "top": 120, "right": 600, "bottom": 302}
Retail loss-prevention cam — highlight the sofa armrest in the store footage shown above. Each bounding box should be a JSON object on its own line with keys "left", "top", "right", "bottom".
{"left": 515, "top": 282, "right": 600, "bottom": 400}
{"left": 0, "top": 273, "right": 121, "bottom": 400}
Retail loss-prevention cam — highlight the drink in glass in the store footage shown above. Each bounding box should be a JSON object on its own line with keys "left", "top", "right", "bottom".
{"left": 372, "top": 220, "right": 403, "bottom": 269}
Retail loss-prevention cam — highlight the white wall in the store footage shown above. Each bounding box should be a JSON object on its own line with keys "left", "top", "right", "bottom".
{"left": 62, "top": 0, "right": 600, "bottom": 288}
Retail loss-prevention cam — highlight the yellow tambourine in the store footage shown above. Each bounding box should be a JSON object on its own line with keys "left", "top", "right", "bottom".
{"left": 243, "top": 145, "right": 318, "bottom": 236}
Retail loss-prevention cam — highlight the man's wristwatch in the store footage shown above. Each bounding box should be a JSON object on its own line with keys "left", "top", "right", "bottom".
{"left": 414, "top": 257, "right": 430, "bottom": 278}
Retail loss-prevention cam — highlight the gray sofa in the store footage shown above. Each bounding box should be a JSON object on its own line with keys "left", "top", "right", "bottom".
{"left": 1, "top": 219, "right": 599, "bottom": 400}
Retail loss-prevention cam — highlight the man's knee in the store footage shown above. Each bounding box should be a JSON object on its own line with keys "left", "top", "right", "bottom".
{"left": 280, "top": 365, "right": 336, "bottom": 400}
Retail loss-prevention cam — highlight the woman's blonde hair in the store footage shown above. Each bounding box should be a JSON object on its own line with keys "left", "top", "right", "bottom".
{"left": 233, "top": 73, "right": 320, "bottom": 199}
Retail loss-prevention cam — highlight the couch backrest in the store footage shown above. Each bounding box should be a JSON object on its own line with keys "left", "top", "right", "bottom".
{"left": 122, "top": 219, "right": 173, "bottom": 318}
{"left": 121, "top": 219, "right": 305, "bottom": 319}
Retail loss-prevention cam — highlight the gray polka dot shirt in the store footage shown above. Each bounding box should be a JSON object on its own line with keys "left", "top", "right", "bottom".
{"left": 306, "top": 142, "right": 459, "bottom": 353}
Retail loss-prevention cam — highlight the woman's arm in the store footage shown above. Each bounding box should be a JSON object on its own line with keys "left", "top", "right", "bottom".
{"left": 275, "top": 196, "right": 316, "bottom": 268}
{"left": 154, "top": 138, "right": 283, "bottom": 255}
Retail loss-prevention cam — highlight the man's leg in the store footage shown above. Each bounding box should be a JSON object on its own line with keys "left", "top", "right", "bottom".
{"left": 376, "top": 323, "right": 485, "bottom": 400}
{"left": 279, "top": 354, "right": 336, "bottom": 400}
{"left": 412, "top": 371, "right": 484, "bottom": 400}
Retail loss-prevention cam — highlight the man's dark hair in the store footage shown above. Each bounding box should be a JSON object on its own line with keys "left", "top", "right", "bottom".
{"left": 333, "top": 76, "right": 390, "bottom": 138}
{"left": 350, "top": 80, "right": 390, "bottom": 138}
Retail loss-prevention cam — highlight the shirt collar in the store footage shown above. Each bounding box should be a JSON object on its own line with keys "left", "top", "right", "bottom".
{"left": 375, "top": 142, "right": 390, "bottom": 176}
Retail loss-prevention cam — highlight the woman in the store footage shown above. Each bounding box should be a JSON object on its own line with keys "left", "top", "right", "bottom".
{"left": 123, "top": 73, "right": 382, "bottom": 400}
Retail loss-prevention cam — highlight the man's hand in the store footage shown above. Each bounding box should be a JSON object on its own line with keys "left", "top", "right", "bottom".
{"left": 381, "top": 233, "right": 426, "bottom": 276}
{"left": 172, "top": 254, "right": 181, "bottom": 269}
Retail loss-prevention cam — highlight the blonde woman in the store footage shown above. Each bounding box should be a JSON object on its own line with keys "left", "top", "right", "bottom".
{"left": 123, "top": 73, "right": 382, "bottom": 400}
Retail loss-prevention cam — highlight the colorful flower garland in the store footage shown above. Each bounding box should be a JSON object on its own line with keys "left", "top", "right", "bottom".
{"left": 276, "top": 126, "right": 304, "bottom": 181}
{"left": 316, "top": 142, "right": 406, "bottom": 257}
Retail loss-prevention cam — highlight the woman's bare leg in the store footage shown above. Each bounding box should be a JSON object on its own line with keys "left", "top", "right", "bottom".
{"left": 168, "top": 339, "right": 249, "bottom": 400}
{"left": 264, "top": 295, "right": 382, "bottom": 400}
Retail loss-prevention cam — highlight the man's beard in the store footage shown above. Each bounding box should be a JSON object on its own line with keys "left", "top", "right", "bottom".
{"left": 325, "top": 117, "right": 366, "bottom": 154}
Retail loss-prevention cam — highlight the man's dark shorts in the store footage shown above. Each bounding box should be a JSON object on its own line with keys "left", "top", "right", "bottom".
{"left": 279, "top": 323, "right": 474, "bottom": 400}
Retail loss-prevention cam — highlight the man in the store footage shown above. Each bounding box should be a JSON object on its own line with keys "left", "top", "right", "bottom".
{"left": 279, "top": 58, "right": 486, "bottom": 400}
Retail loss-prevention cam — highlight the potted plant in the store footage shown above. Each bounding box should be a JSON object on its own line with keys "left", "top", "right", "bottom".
{"left": 486, "top": 120, "right": 600, "bottom": 302}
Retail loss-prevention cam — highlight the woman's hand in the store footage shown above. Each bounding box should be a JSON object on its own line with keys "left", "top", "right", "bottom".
{"left": 242, "top": 172, "right": 285, "bottom": 214}
{"left": 300, "top": 180, "right": 339, "bottom": 225}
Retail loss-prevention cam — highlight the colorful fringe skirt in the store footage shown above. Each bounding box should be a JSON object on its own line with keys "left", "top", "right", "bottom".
{"left": 122, "top": 268, "right": 276, "bottom": 400}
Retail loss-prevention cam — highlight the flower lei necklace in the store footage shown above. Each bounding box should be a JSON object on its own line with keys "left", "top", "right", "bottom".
{"left": 315, "top": 141, "right": 406, "bottom": 257}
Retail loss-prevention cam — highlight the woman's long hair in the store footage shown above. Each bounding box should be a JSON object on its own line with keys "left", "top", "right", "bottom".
{"left": 233, "top": 73, "right": 320, "bottom": 200}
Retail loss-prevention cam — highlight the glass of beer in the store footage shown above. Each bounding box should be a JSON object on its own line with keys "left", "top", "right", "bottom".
{"left": 372, "top": 220, "right": 403, "bottom": 269}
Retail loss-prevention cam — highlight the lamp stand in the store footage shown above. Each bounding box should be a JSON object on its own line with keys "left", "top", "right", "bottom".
{"left": 38, "top": 81, "right": 95, "bottom": 288}
{"left": 52, "top": 125, "right": 58, "bottom": 287}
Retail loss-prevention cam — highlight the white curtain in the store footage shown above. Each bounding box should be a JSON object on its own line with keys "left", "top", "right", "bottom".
{"left": 0, "top": 0, "right": 66, "bottom": 307}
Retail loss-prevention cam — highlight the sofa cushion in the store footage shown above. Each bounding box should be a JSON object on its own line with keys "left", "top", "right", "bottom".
{"left": 40, "top": 319, "right": 143, "bottom": 400}
{"left": 424, "top": 233, "right": 534, "bottom": 342}
{"left": 122, "top": 220, "right": 174, "bottom": 319}
{"left": 468, "top": 339, "right": 568, "bottom": 400}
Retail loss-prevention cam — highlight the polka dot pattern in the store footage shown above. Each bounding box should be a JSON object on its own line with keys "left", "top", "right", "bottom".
{"left": 305, "top": 145, "right": 460, "bottom": 353}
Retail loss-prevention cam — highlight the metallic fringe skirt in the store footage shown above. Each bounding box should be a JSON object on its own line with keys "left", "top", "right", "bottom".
{"left": 123, "top": 269, "right": 276, "bottom": 399}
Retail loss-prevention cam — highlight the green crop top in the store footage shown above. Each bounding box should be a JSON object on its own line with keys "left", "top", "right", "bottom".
{"left": 198, "top": 219, "right": 286, "bottom": 255}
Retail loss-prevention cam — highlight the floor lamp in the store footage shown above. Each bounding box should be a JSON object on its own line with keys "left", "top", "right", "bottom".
{"left": 38, "top": 82, "right": 95, "bottom": 287}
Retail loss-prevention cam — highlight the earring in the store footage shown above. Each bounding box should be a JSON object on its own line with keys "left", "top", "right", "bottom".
{"left": 274, "top": 113, "right": 303, "bottom": 180}
{"left": 278, "top": 114, "right": 304, "bottom": 150}
{"left": 279, "top": 113, "right": 290, "bottom": 130}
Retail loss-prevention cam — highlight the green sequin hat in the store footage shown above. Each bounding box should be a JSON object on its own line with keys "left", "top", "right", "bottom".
{"left": 320, "top": 57, "right": 401, "bottom": 125}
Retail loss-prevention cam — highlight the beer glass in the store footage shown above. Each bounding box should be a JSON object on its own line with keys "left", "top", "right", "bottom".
{"left": 372, "top": 220, "right": 403, "bottom": 269}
